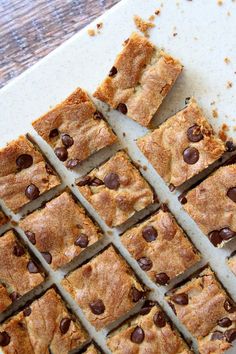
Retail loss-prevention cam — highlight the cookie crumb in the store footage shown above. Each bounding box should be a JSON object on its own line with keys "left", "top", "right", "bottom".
{"left": 212, "top": 109, "right": 218, "bottom": 118}
{"left": 133, "top": 15, "right": 155, "bottom": 37}
{"left": 149, "top": 15, "right": 155, "bottom": 21}
{"left": 226, "top": 81, "right": 233, "bottom": 88}
{"left": 217, "top": 0, "right": 223, "bottom": 5}
{"left": 224, "top": 57, "right": 230, "bottom": 64}
{"left": 173, "top": 32, "right": 178, "bottom": 37}
{"left": 155, "top": 9, "right": 161, "bottom": 15}
{"left": 219, "top": 123, "right": 229, "bottom": 141}
{"left": 96, "top": 22, "right": 103, "bottom": 29}
{"left": 87, "top": 29, "right": 95, "bottom": 37}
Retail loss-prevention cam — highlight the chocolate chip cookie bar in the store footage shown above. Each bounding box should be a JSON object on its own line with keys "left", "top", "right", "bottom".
{"left": 94, "top": 32, "right": 182, "bottom": 127}
{"left": 166, "top": 267, "right": 236, "bottom": 354}
{"left": 137, "top": 98, "right": 225, "bottom": 188}
{"left": 107, "top": 300, "right": 192, "bottom": 354}
{"left": 19, "top": 191, "right": 102, "bottom": 269}
{"left": 32, "top": 88, "right": 117, "bottom": 169}
{"left": 121, "top": 207, "right": 200, "bottom": 286}
{"left": 0, "top": 208, "right": 8, "bottom": 227}
{"left": 77, "top": 151, "right": 155, "bottom": 227}
{"left": 62, "top": 245, "right": 145, "bottom": 330}
{"left": 0, "top": 288, "right": 88, "bottom": 353}
{"left": 227, "top": 251, "right": 236, "bottom": 276}
{"left": 182, "top": 163, "right": 236, "bottom": 247}
{"left": 0, "top": 135, "right": 60, "bottom": 213}
{"left": 0, "top": 230, "right": 44, "bottom": 314}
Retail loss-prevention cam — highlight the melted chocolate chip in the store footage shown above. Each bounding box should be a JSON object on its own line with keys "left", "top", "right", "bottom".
{"left": 211, "top": 331, "right": 224, "bottom": 341}
{"left": 225, "top": 328, "right": 236, "bottom": 343}
{"left": 74, "top": 234, "right": 89, "bottom": 248}
{"left": 219, "top": 227, "right": 236, "bottom": 240}
{"left": 0, "top": 331, "right": 10, "bottom": 347}
{"left": 187, "top": 124, "right": 204, "bottom": 142}
{"left": 183, "top": 147, "right": 199, "bottom": 164}
{"left": 89, "top": 299, "right": 105, "bottom": 315}
{"left": 208, "top": 231, "right": 223, "bottom": 247}
{"left": 10, "top": 292, "right": 20, "bottom": 302}
{"left": 60, "top": 318, "right": 71, "bottom": 334}
{"left": 25, "top": 231, "right": 36, "bottom": 245}
{"left": 61, "top": 134, "right": 74, "bottom": 148}
{"left": 178, "top": 193, "right": 187, "bottom": 204}
{"left": 104, "top": 173, "right": 120, "bottom": 190}
{"left": 45, "top": 163, "right": 55, "bottom": 175}
{"left": 23, "top": 307, "right": 32, "bottom": 317}
{"left": 169, "top": 183, "right": 176, "bottom": 192}
{"left": 77, "top": 176, "right": 92, "bottom": 186}
{"left": 130, "top": 326, "right": 145, "bottom": 344}
{"left": 168, "top": 301, "right": 177, "bottom": 315}
{"left": 137, "top": 257, "right": 153, "bottom": 271}
{"left": 153, "top": 311, "right": 166, "bottom": 328}
{"left": 66, "top": 159, "right": 80, "bottom": 169}
{"left": 171, "top": 293, "right": 189, "bottom": 305}
{"left": 139, "top": 300, "right": 155, "bottom": 315}
{"left": 227, "top": 187, "right": 236, "bottom": 203}
{"left": 131, "top": 287, "right": 143, "bottom": 302}
{"left": 160, "top": 203, "right": 169, "bottom": 212}
{"left": 16, "top": 154, "right": 33, "bottom": 169}
{"left": 226, "top": 141, "right": 236, "bottom": 152}
{"left": 13, "top": 244, "right": 25, "bottom": 257}
{"left": 117, "top": 103, "right": 128, "bottom": 114}
{"left": 49, "top": 128, "right": 59, "bottom": 138}
{"left": 217, "top": 317, "right": 232, "bottom": 328}
{"left": 54, "top": 147, "right": 68, "bottom": 161}
{"left": 109, "top": 66, "right": 118, "bottom": 77}
{"left": 25, "top": 184, "right": 40, "bottom": 200}
{"left": 27, "top": 260, "right": 39, "bottom": 274}
{"left": 90, "top": 177, "right": 104, "bottom": 186}
{"left": 94, "top": 111, "right": 104, "bottom": 120}
{"left": 142, "top": 225, "right": 157, "bottom": 242}
{"left": 41, "top": 252, "right": 52, "bottom": 264}
{"left": 224, "top": 299, "right": 236, "bottom": 313}
{"left": 155, "top": 272, "right": 170, "bottom": 285}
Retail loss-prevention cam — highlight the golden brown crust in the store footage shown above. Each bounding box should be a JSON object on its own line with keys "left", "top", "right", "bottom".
{"left": 32, "top": 88, "right": 117, "bottom": 168}
{"left": 228, "top": 253, "right": 236, "bottom": 276}
{"left": 137, "top": 99, "right": 225, "bottom": 187}
{"left": 19, "top": 191, "right": 102, "bottom": 270}
{"left": 0, "top": 136, "right": 60, "bottom": 212}
{"left": 62, "top": 246, "right": 145, "bottom": 330}
{"left": 0, "top": 230, "right": 44, "bottom": 314}
{"left": 77, "top": 151, "right": 154, "bottom": 227}
{"left": 0, "top": 208, "right": 8, "bottom": 227}
{"left": 121, "top": 209, "right": 200, "bottom": 284}
{"left": 0, "top": 289, "right": 88, "bottom": 354}
{"left": 94, "top": 32, "right": 182, "bottom": 126}
{"left": 107, "top": 303, "right": 192, "bottom": 354}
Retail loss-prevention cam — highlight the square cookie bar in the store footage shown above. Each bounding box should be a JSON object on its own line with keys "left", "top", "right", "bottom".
{"left": 94, "top": 32, "right": 182, "bottom": 127}
{"left": 107, "top": 300, "right": 192, "bottom": 354}
{"left": 166, "top": 267, "right": 236, "bottom": 354}
{"left": 77, "top": 151, "right": 155, "bottom": 227}
{"left": 32, "top": 88, "right": 117, "bottom": 169}
{"left": 0, "top": 135, "right": 60, "bottom": 213}
{"left": 19, "top": 191, "right": 103, "bottom": 269}
{"left": 62, "top": 245, "right": 145, "bottom": 330}
{"left": 0, "top": 288, "right": 88, "bottom": 353}
{"left": 182, "top": 163, "right": 236, "bottom": 247}
{"left": 121, "top": 207, "right": 200, "bottom": 286}
{"left": 0, "top": 230, "right": 44, "bottom": 314}
{"left": 227, "top": 251, "right": 236, "bottom": 276}
{"left": 137, "top": 99, "right": 225, "bottom": 188}
{"left": 0, "top": 208, "right": 8, "bottom": 227}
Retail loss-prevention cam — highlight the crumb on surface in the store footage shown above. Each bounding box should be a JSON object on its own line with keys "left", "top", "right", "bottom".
{"left": 149, "top": 15, "right": 155, "bottom": 21}
{"left": 210, "top": 101, "right": 216, "bottom": 105}
{"left": 224, "top": 57, "right": 230, "bottom": 64}
{"left": 87, "top": 29, "right": 95, "bottom": 37}
{"left": 173, "top": 32, "right": 178, "bottom": 36}
{"left": 155, "top": 9, "right": 161, "bottom": 15}
{"left": 217, "top": 0, "right": 223, "bottom": 5}
{"left": 212, "top": 109, "right": 218, "bottom": 118}
{"left": 133, "top": 15, "right": 155, "bottom": 37}
{"left": 227, "top": 81, "right": 233, "bottom": 88}
{"left": 96, "top": 22, "right": 103, "bottom": 29}
{"left": 123, "top": 132, "right": 126, "bottom": 137}
{"left": 219, "top": 123, "right": 229, "bottom": 141}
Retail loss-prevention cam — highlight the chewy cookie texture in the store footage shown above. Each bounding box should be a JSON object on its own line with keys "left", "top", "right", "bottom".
{"left": 122, "top": 207, "right": 200, "bottom": 286}
{"left": 32, "top": 87, "right": 117, "bottom": 169}
{"left": 183, "top": 163, "right": 236, "bottom": 247}
{"left": 107, "top": 300, "right": 192, "bottom": 354}
{"left": 77, "top": 151, "right": 155, "bottom": 227}
{"left": 0, "top": 230, "right": 44, "bottom": 314}
{"left": 227, "top": 251, "right": 236, "bottom": 276}
{"left": 94, "top": 32, "right": 182, "bottom": 127}
{"left": 19, "top": 191, "right": 102, "bottom": 270}
{"left": 0, "top": 288, "right": 88, "bottom": 353}
{"left": 62, "top": 245, "right": 145, "bottom": 330}
{"left": 166, "top": 267, "right": 236, "bottom": 354}
{"left": 0, "top": 135, "right": 60, "bottom": 213}
{"left": 137, "top": 98, "right": 225, "bottom": 188}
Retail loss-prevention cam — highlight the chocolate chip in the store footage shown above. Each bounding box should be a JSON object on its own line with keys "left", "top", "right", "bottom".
{"left": 89, "top": 299, "right": 105, "bottom": 315}
{"left": 155, "top": 273, "right": 170, "bottom": 285}
{"left": 171, "top": 293, "right": 189, "bottom": 305}
{"left": 227, "top": 187, "right": 236, "bottom": 203}
{"left": 117, "top": 103, "right": 128, "bottom": 114}
{"left": 49, "top": 128, "right": 59, "bottom": 138}
{"left": 168, "top": 301, "right": 177, "bottom": 315}
{"left": 94, "top": 111, "right": 104, "bottom": 119}
{"left": 25, "top": 231, "right": 36, "bottom": 245}
{"left": 23, "top": 307, "right": 32, "bottom": 317}
{"left": 45, "top": 163, "right": 55, "bottom": 175}
{"left": 60, "top": 318, "right": 71, "bottom": 334}
{"left": 109, "top": 66, "right": 118, "bottom": 77}
{"left": 61, "top": 134, "right": 74, "bottom": 148}
{"left": 225, "top": 329, "right": 236, "bottom": 343}
{"left": 10, "top": 292, "right": 20, "bottom": 302}
{"left": 160, "top": 203, "right": 169, "bottom": 212}
{"left": 137, "top": 257, "right": 153, "bottom": 271}
{"left": 178, "top": 193, "right": 187, "bottom": 204}
{"left": 41, "top": 252, "right": 52, "bottom": 264}
{"left": 16, "top": 154, "right": 33, "bottom": 169}
{"left": 25, "top": 184, "right": 40, "bottom": 200}
{"left": 54, "top": 147, "right": 68, "bottom": 161}
{"left": 66, "top": 159, "right": 80, "bottom": 169}
{"left": 153, "top": 311, "right": 166, "bottom": 327}
{"left": 0, "top": 331, "right": 10, "bottom": 346}
{"left": 142, "top": 226, "right": 157, "bottom": 242}
{"left": 77, "top": 176, "right": 92, "bottom": 186}
{"left": 208, "top": 231, "right": 223, "bottom": 247}
{"left": 169, "top": 183, "right": 176, "bottom": 192}
{"left": 183, "top": 147, "right": 199, "bottom": 164}
{"left": 74, "top": 234, "right": 89, "bottom": 248}
{"left": 224, "top": 299, "right": 236, "bottom": 313}
{"left": 130, "top": 326, "right": 145, "bottom": 344}
{"left": 13, "top": 244, "right": 25, "bottom": 257}
{"left": 226, "top": 141, "right": 236, "bottom": 152}
{"left": 104, "top": 173, "right": 120, "bottom": 190}
{"left": 187, "top": 124, "right": 204, "bottom": 142}
{"left": 131, "top": 287, "right": 143, "bottom": 302}
{"left": 219, "top": 227, "right": 236, "bottom": 240}
{"left": 185, "top": 97, "right": 191, "bottom": 105}
{"left": 139, "top": 300, "right": 155, "bottom": 315}
{"left": 90, "top": 177, "right": 104, "bottom": 186}
{"left": 211, "top": 331, "right": 224, "bottom": 341}
{"left": 27, "top": 260, "right": 39, "bottom": 273}
{"left": 217, "top": 317, "right": 232, "bottom": 328}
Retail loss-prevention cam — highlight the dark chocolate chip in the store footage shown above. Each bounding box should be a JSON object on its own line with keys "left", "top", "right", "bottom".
{"left": 27, "top": 260, "right": 39, "bottom": 274}
{"left": 94, "top": 111, "right": 104, "bottom": 119}
{"left": 211, "top": 331, "right": 224, "bottom": 341}
{"left": 219, "top": 227, "right": 236, "bottom": 240}
{"left": 183, "top": 147, "right": 199, "bottom": 164}
{"left": 90, "top": 177, "right": 104, "bottom": 186}
{"left": 227, "top": 187, "right": 236, "bottom": 203}
{"left": 54, "top": 147, "right": 68, "bottom": 161}
{"left": 160, "top": 203, "right": 169, "bottom": 212}
{"left": 131, "top": 287, "right": 143, "bottom": 302}
{"left": 45, "top": 163, "right": 55, "bottom": 175}
{"left": 66, "top": 159, "right": 80, "bottom": 169}
{"left": 104, "top": 173, "right": 120, "bottom": 190}
{"left": 130, "top": 326, "right": 145, "bottom": 344}
{"left": 208, "top": 231, "right": 223, "bottom": 247}
{"left": 49, "top": 128, "right": 59, "bottom": 138}
{"left": 16, "top": 154, "right": 33, "bottom": 169}
{"left": 61, "top": 134, "right": 74, "bottom": 148}
{"left": 41, "top": 252, "right": 52, "bottom": 264}
{"left": 142, "top": 225, "right": 157, "bottom": 242}
{"left": 25, "top": 231, "right": 36, "bottom": 245}
{"left": 185, "top": 97, "right": 191, "bottom": 105}
{"left": 169, "top": 183, "right": 176, "bottom": 192}
{"left": 155, "top": 272, "right": 170, "bottom": 285}
{"left": 89, "top": 299, "right": 105, "bottom": 315}
{"left": 10, "top": 292, "right": 20, "bottom": 302}
{"left": 139, "top": 300, "right": 155, "bottom": 315}
{"left": 224, "top": 299, "right": 236, "bottom": 313}
{"left": 226, "top": 141, "right": 236, "bottom": 152}
{"left": 187, "top": 124, "right": 204, "bottom": 142}
{"left": 217, "top": 317, "right": 232, "bottom": 328}
{"left": 109, "top": 66, "right": 118, "bottom": 77}
{"left": 0, "top": 331, "right": 10, "bottom": 346}
{"left": 117, "top": 103, "right": 128, "bottom": 114}
{"left": 74, "top": 234, "right": 89, "bottom": 248}
{"left": 225, "top": 328, "right": 236, "bottom": 343}
{"left": 77, "top": 176, "right": 92, "bottom": 186}
{"left": 153, "top": 311, "right": 166, "bottom": 328}
{"left": 171, "top": 293, "right": 189, "bottom": 305}
{"left": 25, "top": 184, "right": 40, "bottom": 200}
{"left": 178, "top": 193, "right": 187, "bottom": 204}
{"left": 13, "top": 244, "right": 25, "bottom": 257}
{"left": 60, "top": 318, "right": 71, "bottom": 334}
{"left": 23, "top": 307, "right": 32, "bottom": 317}
{"left": 137, "top": 257, "right": 153, "bottom": 271}
{"left": 168, "top": 301, "right": 177, "bottom": 315}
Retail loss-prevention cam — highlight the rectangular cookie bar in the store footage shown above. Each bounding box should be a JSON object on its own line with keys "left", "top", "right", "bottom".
{"left": 166, "top": 267, "right": 236, "bottom": 354}
{"left": 0, "top": 288, "right": 88, "bottom": 353}
{"left": 0, "top": 230, "right": 44, "bottom": 314}
{"left": 94, "top": 32, "right": 182, "bottom": 127}
{"left": 0, "top": 135, "right": 60, "bottom": 213}
{"left": 137, "top": 98, "right": 225, "bottom": 188}
{"left": 32, "top": 87, "right": 117, "bottom": 169}
{"left": 77, "top": 151, "right": 155, "bottom": 227}
{"left": 121, "top": 207, "right": 200, "bottom": 286}
{"left": 0, "top": 208, "right": 8, "bottom": 227}
{"left": 107, "top": 300, "right": 192, "bottom": 354}
{"left": 182, "top": 163, "right": 236, "bottom": 247}
{"left": 62, "top": 245, "right": 145, "bottom": 330}
{"left": 227, "top": 251, "right": 236, "bottom": 276}
{"left": 19, "top": 191, "right": 103, "bottom": 269}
